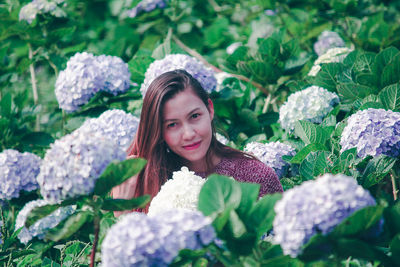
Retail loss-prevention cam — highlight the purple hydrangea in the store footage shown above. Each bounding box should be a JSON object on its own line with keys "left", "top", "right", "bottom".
{"left": 244, "top": 141, "right": 296, "bottom": 178}
{"left": 101, "top": 209, "right": 215, "bottom": 267}
{"left": 77, "top": 109, "right": 139, "bottom": 151}
{"left": 140, "top": 54, "right": 217, "bottom": 97}
{"left": 273, "top": 173, "right": 376, "bottom": 257}
{"left": 37, "top": 129, "right": 126, "bottom": 203}
{"left": 15, "top": 199, "right": 75, "bottom": 244}
{"left": 314, "top": 31, "right": 346, "bottom": 56}
{"left": 279, "top": 86, "right": 339, "bottom": 132}
{"left": 19, "top": 0, "right": 66, "bottom": 24}
{"left": 0, "top": 149, "right": 41, "bottom": 200}
{"left": 124, "top": 0, "right": 167, "bottom": 18}
{"left": 340, "top": 108, "right": 400, "bottom": 158}
{"left": 55, "top": 52, "right": 131, "bottom": 112}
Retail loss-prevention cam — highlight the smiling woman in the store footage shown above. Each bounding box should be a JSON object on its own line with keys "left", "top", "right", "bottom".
{"left": 111, "top": 70, "right": 283, "bottom": 214}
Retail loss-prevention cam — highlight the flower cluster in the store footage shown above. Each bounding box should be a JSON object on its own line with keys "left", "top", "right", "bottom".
{"left": 308, "top": 47, "right": 352, "bottom": 76}
{"left": 148, "top": 167, "right": 205, "bottom": 216}
{"left": 15, "top": 199, "right": 76, "bottom": 244}
{"left": 279, "top": 86, "right": 339, "bottom": 132}
{"left": 77, "top": 109, "right": 139, "bottom": 151}
{"left": 0, "top": 149, "right": 41, "bottom": 200}
{"left": 140, "top": 54, "right": 217, "bottom": 97}
{"left": 244, "top": 141, "right": 296, "bottom": 178}
{"left": 55, "top": 52, "right": 131, "bottom": 112}
{"left": 216, "top": 133, "right": 229, "bottom": 145}
{"left": 313, "top": 31, "right": 346, "bottom": 56}
{"left": 340, "top": 108, "right": 400, "bottom": 158}
{"left": 273, "top": 173, "right": 376, "bottom": 257}
{"left": 37, "top": 129, "right": 126, "bottom": 203}
{"left": 123, "top": 0, "right": 167, "bottom": 18}
{"left": 101, "top": 209, "right": 215, "bottom": 267}
{"left": 19, "top": 0, "right": 66, "bottom": 24}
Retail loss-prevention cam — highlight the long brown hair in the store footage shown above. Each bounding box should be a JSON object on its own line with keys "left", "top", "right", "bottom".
{"left": 127, "top": 70, "right": 250, "bottom": 212}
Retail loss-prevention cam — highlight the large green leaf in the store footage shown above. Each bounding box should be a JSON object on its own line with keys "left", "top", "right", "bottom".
{"left": 299, "top": 151, "right": 330, "bottom": 180}
{"left": 360, "top": 155, "right": 397, "bottom": 188}
{"left": 128, "top": 49, "right": 154, "bottom": 83}
{"left": 20, "top": 132, "right": 54, "bottom": 147}
{"left": 314, "top": 63, "right": 344, "bottom": 92}
{"left": 373, "top": 47, "right": 399, "bottom": 78}
{"left": 259, "top": 38, "right": 280, "bottom": 60}
{"left": 235, "top": 182, "right": 260, "bottom": 219}
{"left": 25, "top": 204, "right": 60, "bottom": 228}
{"left": 381, "top": 53, "right": 400, "bottom": 87}
{"left": 336, "top": 82, "right": 376, "bottom": 102}
{"left": 294, "top": 120, "right": 330, "bottom": 145}
{"left": 46, "top": 211, "right": 92, "bottom": 242}
{"left": 379, "top": 83, "right": 400, "bottom": 111}
{"left": 101, "top": 195, "right": 151, "bottom": 211}
{"left": 290, "top": 143, "right": 328, "bottom": 164}
{"left": 93, "top": 158, "right": 147, "bottom": 196}
{"left": 0, "top": 92, "right": 11, "bottom": 117}
{"left": 390, "top": 233, "right": 400, "bottom": 262}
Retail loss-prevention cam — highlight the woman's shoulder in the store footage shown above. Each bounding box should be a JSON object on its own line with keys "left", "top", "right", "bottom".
{"left": 216, "top": 156, "right": 275, "bottom": 179}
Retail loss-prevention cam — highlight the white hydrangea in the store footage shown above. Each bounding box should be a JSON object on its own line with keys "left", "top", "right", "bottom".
{"left": 308, "top": 47, "right": 353, "bottom": 76}
{"left": 226, "top": 42, "right": 242, "bottom": 55}
{"left": 148, "top": 167, "right": 205, "bottom": 216}
{"left": 244, "top": 141, "right": 296, "bottom": 178}
{"left": 216, "top": 133, "right": 229, "bottom": 145}
{"left": 19, "top": 0, "right": 66, "bottom": 24}
{"left": 15, "top": 199, "right": 76, "bottom": 244}
{"left": 140, "top": 54, "right": 217, "bottom": 97}
{"left": 279, "top": 86, "right": 339, "bottom": 132}
{"left": 214, "top": 71, "right": 233, "bottom": 92}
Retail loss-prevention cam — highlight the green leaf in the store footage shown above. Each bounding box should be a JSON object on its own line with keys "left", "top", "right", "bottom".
{"left": 373, "top": 47, "right": 399, "bottom": 78}
{"left": 0, "top": 92, "right": 12, "bottom": 117}
{"left": 128, "top": 49, "right": 154, "bottom": 83}
{"left": 25, "top": 204, "right": 60, "bottom": 228}
{"left": 46, "top": 211, "right": 92, "bottom": 242}
{"left": 290, "top": 143, "right": 328, "bottom": 164}
{"left": 336, "top": 83, "right": 375, "bottom": 102}
{"left": 360, "top": 155, "right": 397, "bottom": 188}
{"left": 259, "top": 38, "right": 280, "bottom": 59}
{"left": 226, "top": 46, "right": 248, "bottom": 69}
{"left": 384, "top": 201, "right": 400, "bottom": 235}
{"left": 381, "top": 53, "right": 400, "bottom": 87}
{"left": 294, "top": 120, "right": 330, "bottom": 145}
{"left": 94, "top": 158, "right": 147, "bottom": 196}
{"left": 198, "top": 174, "right": 242, "bottom": 217}
{"left": 299, "top": 233, "right": 331, "bottom": 262}
{"left": 248, "top": 193, "right": 282, "bottom": 236}
{"left": 227, "top": 210, "right": 247, "bottom": 238}
{"left": 299, "top": 151, "right": 330, "bottom": 180}
{"left": 258, "top": 112, "right": 279, "bottom": 127}
{"left": 379, "top": 83, "right": 400, "bottom": 111}
{"left": 204, "top": 17, "right": 229, "bottom": 48}
{"left": 314, "top": 63, "right": 344, "bottom": 92}
{"left": 41, "top": 257, "right": 61, "bottom": 267}
{"left": 236, "top": 182, "right": 259, "bottom": 219}
{"left": 101, "top": 195, "right": 151, "bottom": 211}
{"left": 20, "top": 132, "right": 54, "bottom": 147}
{"left": 390, "top": 233, "right": 400, "bottom": 262}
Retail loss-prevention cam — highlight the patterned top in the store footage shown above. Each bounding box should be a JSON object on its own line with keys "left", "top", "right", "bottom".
{"left": 195, "top": 157, "right": 283, "bottom": 196}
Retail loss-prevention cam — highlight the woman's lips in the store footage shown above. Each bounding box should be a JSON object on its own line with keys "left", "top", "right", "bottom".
{"left": 183, "top": 141, "right": 201, "bottom": 150}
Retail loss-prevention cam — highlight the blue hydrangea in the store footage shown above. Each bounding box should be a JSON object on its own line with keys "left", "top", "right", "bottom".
{"left": 244, "top": 141, "right": 296, "bottom": 178}
{"left": 279, "top": 86, "right": 339, "bottom": 132}
{"left": 140, "top": 54, "right": 217, "bottom": 97}
{"left": 0, "top": 149, "right": 41, "bottom": 200}
{"left": 101, "top": 209, "right": 215, "bottom": 267}
{"left": 273, "top": 173, "right": 376, "bottom": 257}
{"left": 123, "top": 0, "right": 167, "bottom": 18}
{"left": 314, "top": 31, "right": 346, "bottom": 56}
{"left": 37, "top": 129, "right": 126, "bottom": 203}
{"left": 55, "top": 52, "right": 131, "bottom": 112}
{"left": 19, "top": 0, "right": 66, "bottom": 24}
{"left": 340, "top": 108, "right": 400, "bottom": 158}
{"left": 77, "top": 109, "right": 139, "bottom": 151}
{"left": 15, "top": 199, "right": 76, "bottom": 244}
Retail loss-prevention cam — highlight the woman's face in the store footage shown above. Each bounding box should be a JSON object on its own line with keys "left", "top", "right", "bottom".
{"left": 162, "top": 88, "right": 214, "bottom": 172}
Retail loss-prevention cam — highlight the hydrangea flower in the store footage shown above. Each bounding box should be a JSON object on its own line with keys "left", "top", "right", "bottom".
{"left": 77, "top": 109, "right": 139, "bottom": 151}
{"left": 37, "top": 129, "right": 126, "bottom": 203}
{"left": 308, "top": 47, "right": 352, "bottom": 76}
{"left": 55, "top": 52, "right": 131, "bottom": 112}
{"left": 273, "top": 173, "right": 376, "bottom": 257}
{"left": 279, "top": 86, "right": 339, "bottom": 132}
{"left": 140, "top": 54, "right": 217, "bottom": 97}
{"left": 19, "top": 0, "right": 66, "bottom": 24}
{"left": 15, "top": 199, "right": 75, "bottom": 244}
{"left": 216, "top": 133, "right": 229, "bottom": 145}
{"left": 0, "top": 149, "right": 41, "bottom": 200}
{"left": 226, "top": 42, "right": 242, "bottom": 55}
{"left": 244, "top": 141, "right": 296, "bottom": 178}
{"left": 101, "top": 209, "right": 215, "bottom": 267}
{"left": 340, "top": 108, "right": 400, "bottom": 158}
{"left": 314, "top": 31, "right": 346, "bottom": 56}
{"left": 148, "top": 167, "right": 205, "bottom": 216}
{"left": 123, "top": 0, "right": 167, "bottom": 18}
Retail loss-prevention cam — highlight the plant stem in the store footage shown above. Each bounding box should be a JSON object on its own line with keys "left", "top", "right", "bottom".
{"left": 90, "top": 213, "right": 100, "bottom": 267}
{"left": 171, "top": 34, "right": 271, "bottom": 97}
{"left": 28, "top": 43, "right": 40, "bottom": 131}
{"left": 390, "top": 170, "right": 398, "bottom": 201}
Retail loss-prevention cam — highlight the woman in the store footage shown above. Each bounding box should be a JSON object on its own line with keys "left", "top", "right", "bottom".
{"left": 112, "top": 70, "right": 283, "bottom": 214}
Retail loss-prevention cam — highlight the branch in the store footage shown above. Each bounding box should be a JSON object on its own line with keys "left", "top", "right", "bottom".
{"left": 28, "top": 43, "right": 40, "bottom": 131}
{"left": 391, "top": 170, "right": 398, "bottom": 201}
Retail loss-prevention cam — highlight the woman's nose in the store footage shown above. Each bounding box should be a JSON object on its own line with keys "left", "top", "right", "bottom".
{"left": 182, "top": 124, "right": 195, "bottom": 140}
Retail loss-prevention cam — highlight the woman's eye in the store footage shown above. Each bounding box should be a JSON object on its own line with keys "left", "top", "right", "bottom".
{"left": 191, "top": 113, "right": 200, "bottom": 119}
{"left": 167, "top": 122, "right": 176, "bottom": 128}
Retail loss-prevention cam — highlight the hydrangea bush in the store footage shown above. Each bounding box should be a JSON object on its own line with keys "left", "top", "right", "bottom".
{"left": 123, "top": 0, "right": 168, "bottom": 18}
{"left": 308, "top": 47, "right": 353, "bottom": 76}
{"left": 313, "top": 31, "right": 346, "bottom": 56}
{"left": 273, "top": 173, "right": 376, "bottom": 257}
{"left": 19, "top": 0, "right": 66, "bottom": 24}
{"left": 15, "top": 199, "right": 76, "bottom": 244}
{"left": 37, "top": 129, "right": 126, "bottom": 203}
{"left": 244, "top": 141, "right": 296, "bottom": 178}
{"left": 279, "top": 86, "right": 339, "bottom": 132}
{"left": 55, "top": 52, "right": 130, "bottom": 112}
{"left": 101, "top": 209, "right": 215, "bottom": 266}
{"left": 77, "top": 109, "right": 139, "bottom": 151}
{"left": 340, "top": 108, "right": 400, "bottom": 158}
{"left": 140, "top": 54, "right": 217, "bottom": 97}
{"left": 148, "top": 167, "right": 205, "bottom": 216}
{"left": 0, "top": 149, "right": 41, "bottom": 200}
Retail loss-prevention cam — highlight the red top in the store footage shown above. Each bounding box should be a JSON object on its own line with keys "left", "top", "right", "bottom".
{"left": 195, "top": 157, "right": 283, "bottom": 196}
